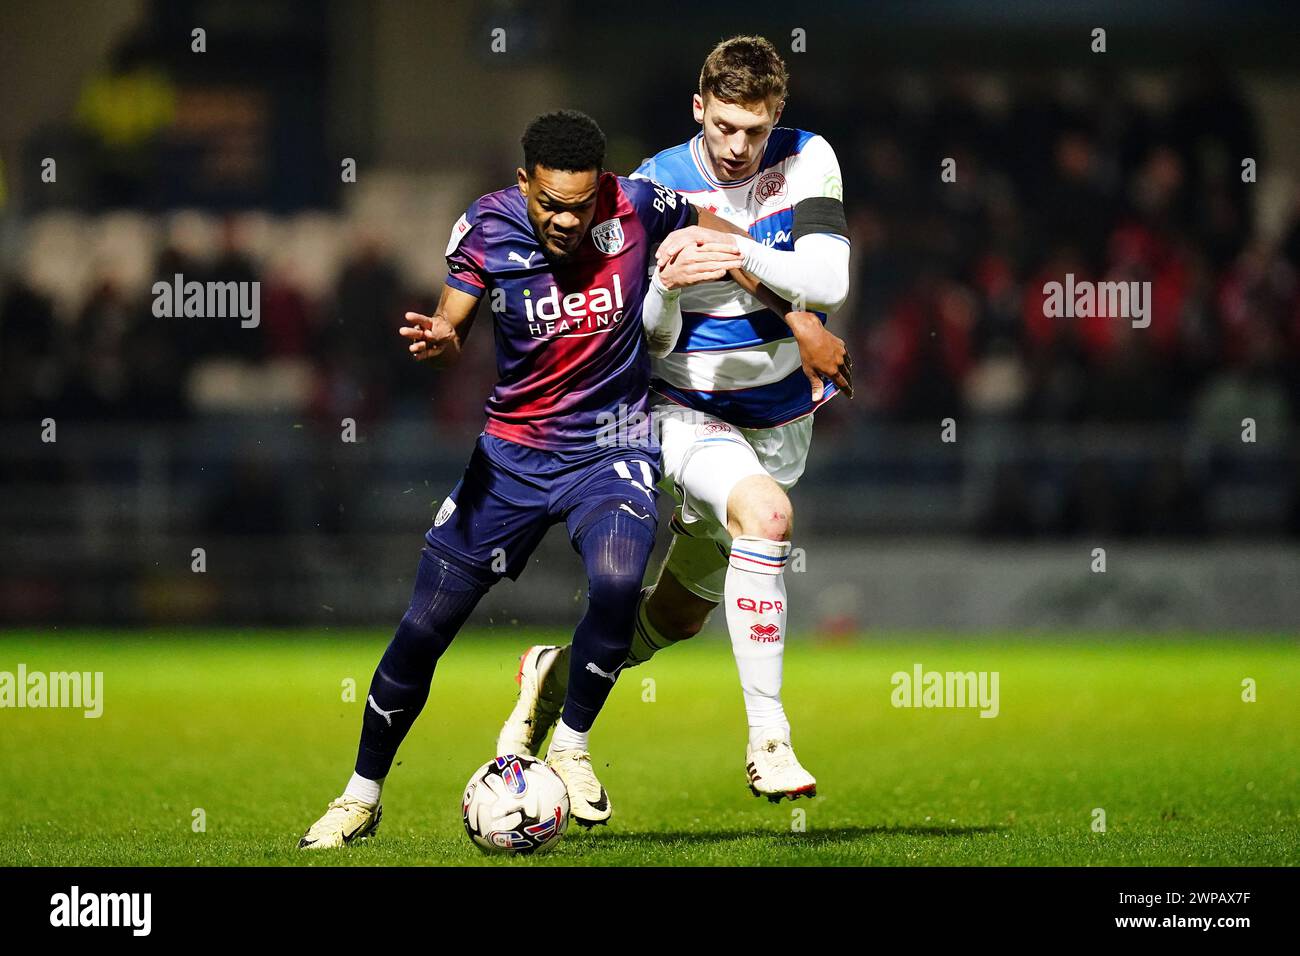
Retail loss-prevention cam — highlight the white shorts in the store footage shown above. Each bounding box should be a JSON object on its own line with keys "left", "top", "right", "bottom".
{"left": 653, "top": 401, "right": 813, "bottom": 603}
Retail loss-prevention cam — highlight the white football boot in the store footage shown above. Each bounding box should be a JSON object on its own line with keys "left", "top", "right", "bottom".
{"left": 746, "top": 730, "right": 818, "bottom": 802}
{"left": 496, "top": 644, "right": 569, "bottom": 757}
{"left": 297, "top": 796, "right": 382, "bottom": 849}
{"left": 546, "top": 748, "right": 612, "bottom": 827}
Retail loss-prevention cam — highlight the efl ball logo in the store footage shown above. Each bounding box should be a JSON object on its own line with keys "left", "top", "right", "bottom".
{"left": 496, "top": 755, "right": 528, "bottom": 795}
{"left": 755, "top": 171, "right": 787, "bottom": 206}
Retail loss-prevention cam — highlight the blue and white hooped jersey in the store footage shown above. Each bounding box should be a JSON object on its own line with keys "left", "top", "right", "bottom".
{"left": 632, "top": 127, "right": 848, "bottom": 429}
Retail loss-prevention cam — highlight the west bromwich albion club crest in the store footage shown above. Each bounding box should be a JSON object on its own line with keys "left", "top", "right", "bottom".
{"left": 590, "top": 218, "right": 625, "bottom": 254}
{"left": 434, "top": 496, "right": 456, "bottom": 527}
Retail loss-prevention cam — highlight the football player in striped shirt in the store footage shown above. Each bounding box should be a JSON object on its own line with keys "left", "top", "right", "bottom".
{"left": 498, "top": 36, "right": 853, "bottom": 802}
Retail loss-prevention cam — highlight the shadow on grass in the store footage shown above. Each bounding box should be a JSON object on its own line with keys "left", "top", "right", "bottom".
{"left": 575, "top": 823, "right": 1008, "bottom": 846}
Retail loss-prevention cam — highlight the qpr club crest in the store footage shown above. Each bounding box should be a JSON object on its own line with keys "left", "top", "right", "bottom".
{"left": 590, "top": 217, "right": 625, "bottom": 255}
{"left": 696, "top": 420, "right": 733, "bottom": 437}
{"left": 754, "top": 170, "right": 787, "bottom": 206}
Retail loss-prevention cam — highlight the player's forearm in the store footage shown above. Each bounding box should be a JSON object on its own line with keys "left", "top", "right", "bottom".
{"left": 728, "top": 267, "right": 793, "bottom": 318}
{"left": 423, "top": 316, "right": 463, "bottom": 367}
{"left": 728, "top": 268, "right": 831, "bottom": 348}
{"left": 642, "top": 270, "right": 683, "bottom": 358}
{"left": 734, "top": 234, "right": 850, "bottom": 312}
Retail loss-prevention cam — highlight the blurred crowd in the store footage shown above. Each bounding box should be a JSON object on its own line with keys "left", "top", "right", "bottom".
{"left": 0, "top": 222, "right": 462, "bottom": 428}
{"left": 808, "top": 68, "right": 1298, "bottom": 435}
{"left": 2, "top": 68, "right": 1299, "bottom": 538}
{"left": 5, "top": 70, "right": 1299, "bottom": 429}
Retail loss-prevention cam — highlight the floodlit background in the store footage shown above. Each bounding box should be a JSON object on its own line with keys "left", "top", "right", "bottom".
{"left": 1, "top": 0, "right": 1298, "bottom": 631}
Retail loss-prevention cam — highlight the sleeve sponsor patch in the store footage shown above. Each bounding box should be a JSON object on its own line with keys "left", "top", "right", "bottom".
{"left": 445, "top": 213, "right": 472, "bottom": 257}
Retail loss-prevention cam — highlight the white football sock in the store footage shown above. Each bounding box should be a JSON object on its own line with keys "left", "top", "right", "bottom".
{"left": 549, "top": 719, "right": 590, "bottom": 754}
{"left": 724, "top": 535, "right": 792, "bottom": 747}
{"left": 343, "top": 772, "right": 383, "bottom": 808}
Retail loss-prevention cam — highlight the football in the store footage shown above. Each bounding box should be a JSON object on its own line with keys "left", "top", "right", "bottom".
{"left": 461, "top": 755, "right": 570, "bottom": 854}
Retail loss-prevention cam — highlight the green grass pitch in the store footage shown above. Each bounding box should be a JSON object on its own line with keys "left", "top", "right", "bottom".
{"left": 0, "top": 630, "right": 1296, "bottom": 866}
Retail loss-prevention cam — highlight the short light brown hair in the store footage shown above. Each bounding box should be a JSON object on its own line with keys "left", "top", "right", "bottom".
{"left": 699, "top": 35, "right": 788, "bottom": 107}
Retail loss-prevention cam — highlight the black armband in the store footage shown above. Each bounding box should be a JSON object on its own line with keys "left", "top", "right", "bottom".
{"left": 792, "top": 197, "right": 848, "bottom": 242}
{"left": 685, "top": 203, "right": 700, "bottom": 227}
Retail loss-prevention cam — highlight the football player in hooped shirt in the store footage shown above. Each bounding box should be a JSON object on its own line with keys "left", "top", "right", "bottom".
{"left": 496, "top": 37, "right": 854, "bottom": 804}
{"left": 299, "top": 110, "right": 753, "bottom": 846}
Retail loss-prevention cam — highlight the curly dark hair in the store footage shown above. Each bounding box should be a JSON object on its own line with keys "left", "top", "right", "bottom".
{"left": 521, "top": 110, "right": 606, "bottom": 175}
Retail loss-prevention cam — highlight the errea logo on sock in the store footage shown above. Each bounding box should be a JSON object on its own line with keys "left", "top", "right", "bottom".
{"left": 50, "top": 886, "right": 151, "bottom": 936}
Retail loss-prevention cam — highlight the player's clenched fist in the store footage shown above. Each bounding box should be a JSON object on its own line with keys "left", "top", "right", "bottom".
{"left": 400, "top": 311, "right": 459, "bottom": 361}
{"left": 656, "top": 240, "right": 744, "bottom": 290}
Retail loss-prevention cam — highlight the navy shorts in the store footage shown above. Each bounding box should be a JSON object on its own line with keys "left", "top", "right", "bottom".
{"left": 425, "top": 434, "right": 660, "bottom": 581}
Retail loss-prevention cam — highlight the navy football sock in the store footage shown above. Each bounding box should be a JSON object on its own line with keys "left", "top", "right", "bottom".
{"left": 562, "top": 509, "right": 656, "bottom": 733}
{"left": 354, "top": 549, "right": 488, "bottom": 780}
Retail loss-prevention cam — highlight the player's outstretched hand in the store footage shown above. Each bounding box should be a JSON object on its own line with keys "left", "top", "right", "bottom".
{"left": 657, "top": 242, "right": 745, "bottom": 291}
{"left": 400, "top": 311, "right": 459, "bottom": 361}
{"left": 786, "top": 311, "right": 853, "bottom": 401}
{"left": 656, "top": 226, "right": 740, "bottom": 270}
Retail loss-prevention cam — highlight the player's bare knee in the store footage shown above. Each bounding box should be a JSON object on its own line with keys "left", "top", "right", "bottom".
{"left": 727, "top": 476, "right": 793, "bottom": 541}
